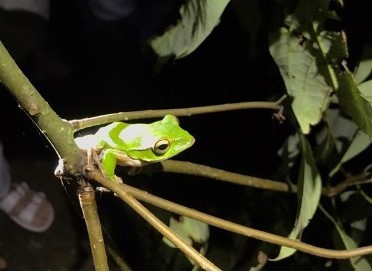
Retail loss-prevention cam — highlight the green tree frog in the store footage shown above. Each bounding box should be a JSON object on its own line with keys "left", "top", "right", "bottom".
{"left": 75, "top": 115, "right": 195, "bottom": 181}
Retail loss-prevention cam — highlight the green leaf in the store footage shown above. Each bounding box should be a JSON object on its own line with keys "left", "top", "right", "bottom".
{"left": 353, "top": 46, "right": 372, "bottom": 85}
{"left": 182, "top": 216, "right": 209, "bottom": 244}
{"left": 269, "top": 0, "right": 346, "bottom": 134}
{"left": 163, "top": 217, "right": 191, "bottom": 249}
{"left": 329, "top": 130, "right": 371, "bottom": 177}
{"left": 358, "top": 80, "right": 372, "bottom": 104}
{"left": 150, "top": 0, "right": 230, "bottom": 61}
{"left": 333, "top": 230, "right": 372, "bottom": 271}
{"left": 271, "top": 134, "right": 322, "bottom": 261}
{"left": 163, "top": 216, "right": 209, "bottom": 248}
{"left": 337, "top": 71, "right": 372, "bottom": 137}
{"left": 163, "top": 216, "right": 209, "bottom": 267}
{"left": 339, "top": 131, "right": 371, "bottom": 163}
{"left": 321, "top": 206, "right": 372, "bottom": 270}
{"left": 326, "top": 108, "right": 358, "bottom": 143}
{"left": 314, "top": 123, "right": 337, "bottom": 164}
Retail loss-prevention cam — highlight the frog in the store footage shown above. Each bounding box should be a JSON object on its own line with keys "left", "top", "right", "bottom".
{"left": 75, "top": 115, "right": 195, "bottom": 181}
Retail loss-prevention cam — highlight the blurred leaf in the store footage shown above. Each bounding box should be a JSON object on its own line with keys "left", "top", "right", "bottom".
{"left": 314, "top": 118, "right": 337, "bottom": 164}
{"left": 163, "top": 217, "right": 191, "bottom": 249}
{"left": 353, "top": 46, "right": 372, "bottom": 85}
{"left": 333, "top": 229, "right": 371, "bottom": 270}
{"left": 337, "top": 71, "right": 372, "bottom": 137}
{"left": 277, "top": 132, "right": 300, "bottom": 170}
{"left": 339, "top": 131, "right": 371, "bottom": 163}
{"left": 163, "top": 216, "right": 209, "bottom": 266}
{"left": 329, "top": 130, "right": 372, "bottom": 177}
{"left": 326, "top": 108, "right": 358, "bottom": 143}
{"left": 339, "top": 191, "right": 370, "bottom": 244}
{"left": 150, "top": 0, "right": 229, "bottom": 61}
{"left": 321, "top": 206, "right": 372, "bottom": 270}
{"left": 271, "top": 134, "right": 322, "bottom": 260}
{"left": 314, "top": 108, "right": 357, "bottom": 168}
{"left": 181, "top": 216, "right": 209, "bottom": 244}
{"left": 358, "top": 80, "right": 372, "bottom": 104}
{"left": 269, "top": 0, "right": 346, "bottom": 134}
{"left": 350, "top": 219, "right": 367, "bottom": 245}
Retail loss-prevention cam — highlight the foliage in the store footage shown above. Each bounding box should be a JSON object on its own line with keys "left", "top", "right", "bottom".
{"left": 149, "top": 0, "right": 372, "bottom": 269}
{"left": 272, "top": 133, "right": 322, "bottom": 260}
{"left": 150, "top": 0, "right": 230, "bottom": 63}
{"left": 1, "top": 0, "right": 371, "bottom": 270}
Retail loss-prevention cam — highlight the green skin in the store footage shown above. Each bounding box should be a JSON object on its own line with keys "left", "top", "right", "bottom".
{"left": 75, "top": 115, "right": 195, "bottom": 181}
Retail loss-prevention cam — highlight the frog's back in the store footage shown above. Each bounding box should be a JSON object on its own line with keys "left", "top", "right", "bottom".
{"left": 96, "top": 122, "right": 130, "bottom": 149}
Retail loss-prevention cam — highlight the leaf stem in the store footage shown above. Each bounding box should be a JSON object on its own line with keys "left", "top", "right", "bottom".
{"left": 70, "top": 96, "right": 287, "bottom": 130}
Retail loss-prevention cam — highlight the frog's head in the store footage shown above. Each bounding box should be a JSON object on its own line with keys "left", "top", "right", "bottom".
{"left": 120, "top": 115, "right": 195, "bottom": 162}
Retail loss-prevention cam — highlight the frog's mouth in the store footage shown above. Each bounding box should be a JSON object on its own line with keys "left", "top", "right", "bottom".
{"left": 173, "top": 136, "right": 195, "bottom": 153}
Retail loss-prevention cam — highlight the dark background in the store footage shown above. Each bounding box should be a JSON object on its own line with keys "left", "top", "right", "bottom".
{"left": 0, "top": 0, "right": 371, "bottom": 270}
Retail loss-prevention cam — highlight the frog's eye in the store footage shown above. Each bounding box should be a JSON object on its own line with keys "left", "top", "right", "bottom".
{"left": 153, "top": 139, "right": 170, "bottom": 155}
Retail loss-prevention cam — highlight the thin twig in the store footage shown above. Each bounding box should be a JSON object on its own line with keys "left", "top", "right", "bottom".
{"left": 88, "top": 170, "right": 221, "bottom": 271}
{"left": 143, "top": 160, "right": 371, "bottom": 198}
{"left": 157, "top": 160, "right": 294, "bottom": 192}
{"left": 105, "top": 243, "right": 131, "bottom": 271}
{"left": 324, "top": 172, "right": 372, "bottom": 197}
{"left": 69, "top": 96, "right": 287, "bottom": 130}
{"left": 120, "top": 183, "right": 372, "bottom": 259}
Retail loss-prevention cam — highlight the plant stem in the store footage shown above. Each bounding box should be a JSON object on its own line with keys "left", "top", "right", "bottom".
{"left": 86, "top": 167, "right": 372, "bottom": 260}
{"left": 0, "top": 41, "right": 81, "bottom": 173}
{"left": 160, "top": 160, "right": 294, "bottom": 191}
{"left": 70, "top": 96, "right": 286, "bottom": 130}
{"left": 122, "top": 183, "right": 372, "bottom": 259}
{"left": 149, "top": 160, "right": 369, "bottom": 197}
{"left": 78, "top": 182, "right": 109, "bottom": 270}
{"left": 105, "top": 243, "right": 131, "bottom": 271}
{"left": 88, "top": 170, "right": 221, "bottom": 271}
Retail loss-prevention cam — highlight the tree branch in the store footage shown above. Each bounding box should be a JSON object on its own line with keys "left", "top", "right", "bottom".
{"left": 0, "top": 41, "right": 81, "bottom": 174}
{"left": 78, "top": 182, "right": 109, "bottom": 270}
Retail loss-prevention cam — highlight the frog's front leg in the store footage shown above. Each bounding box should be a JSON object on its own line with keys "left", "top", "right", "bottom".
{"left": 100, "top": 149, "right": 122, "bottom": 182}
{"left": 100, "top": 149, "right": 143, "bottom": 182}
